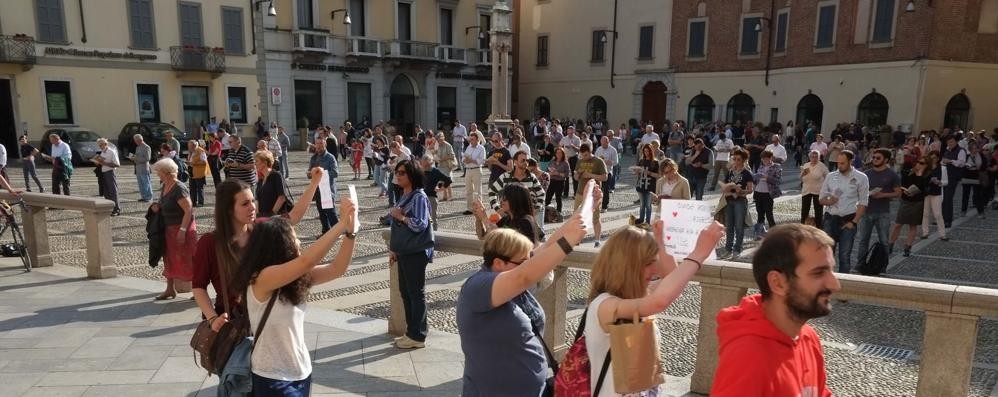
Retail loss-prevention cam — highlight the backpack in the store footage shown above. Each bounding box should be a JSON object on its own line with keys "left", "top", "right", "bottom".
{"left": 173, "top": 156, "right": 190, "bottom": 182}
{"left": 554, "top": 306, "right": 611, "bottom": 397}
{"left": 859, "top": 242, "right": 889, "bottom": 276}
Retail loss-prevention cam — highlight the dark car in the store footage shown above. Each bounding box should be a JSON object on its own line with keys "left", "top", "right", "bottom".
{"left": 116, "top": 122, "right": 189, "bottom": 160}
{"left": 39, "top": 128, "right": 115, "bottom": 166}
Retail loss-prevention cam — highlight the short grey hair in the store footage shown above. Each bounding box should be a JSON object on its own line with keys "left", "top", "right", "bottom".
{"left": 420, "top": 153, "right": 434, "bottom": 163}
{"left": 96, "top": 138, "right": 108, "bottom": 146}
{"left": 152, "top": 158, "right": 178, "bottom": 175}
{"left": 133, "top": 134, "right": 144, "bottom": 142}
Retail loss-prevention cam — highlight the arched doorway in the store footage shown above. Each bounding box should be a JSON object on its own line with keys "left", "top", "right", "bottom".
{"left": 390, "top": 74, "right": 416, "bottom": 137}
{"left": 641, "top": 81, "right": 668, "bottom": 129}
{"left": 943, "top": 93, "right": 971, "bottom": 131}
{"left": 857, "top": 93, "right": 889, "bottom": 128}
{"left": 796, "top": 94, "right": 824, "bottom": 131}
{"left": 687, "top": 94, "right": 715, "bottom": 126}
{"left": 534, "top": 97, "right": 551, "bottom": 119}
{"left": 587, "top": 96, "right": 607, "bottom": 123}
{"left": 726, "top": 93, "right": 755, "bottom": 124}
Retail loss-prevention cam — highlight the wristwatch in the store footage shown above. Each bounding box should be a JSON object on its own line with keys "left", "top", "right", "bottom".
{"left": 344, "top": 232, "right": 356, "bottom": 239}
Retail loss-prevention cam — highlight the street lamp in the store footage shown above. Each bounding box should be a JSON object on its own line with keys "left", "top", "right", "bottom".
{"left": 595, "top": 29, "right": 618, "bottom": 87}
{"left": 254, "top": 1, "right": 276, "bottom": 16}
{"left": 754, "top": 16, "right": 774, "bottom": 86}
{"left": 331, "top": 9, "right": 351, "bottom": 25}
{"left": 465, "top": 26, "right": 486, "bottom": 40}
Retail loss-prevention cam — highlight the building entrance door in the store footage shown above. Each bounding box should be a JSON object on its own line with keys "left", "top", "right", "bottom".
{"left": 181, "top": 86, "right": 209, "bottom": 137}
{"left": 0, "top": 79, "right": 15, "bottom": 152}
{"left": 641, "top": 81, "right": 667, "bottom": 130}
{"left": 390, "top": 75, "right": 416, "bottom": 137}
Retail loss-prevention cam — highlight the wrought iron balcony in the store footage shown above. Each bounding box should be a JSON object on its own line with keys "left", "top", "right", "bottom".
{"left": 436, "top": 45, "right": 467, "bottom": 64}
{"left": 472, "top": 49, "right": 491, "bottom": 66}
{"left": 383, "top": 40, "right": 437, "bottom": 59}
{"left": 0, "top": 35, "right": 37, "bottom": 65}
{"left": 292, "top": 30, "right": 331, "bottom": 53}
{"left": 169, "top": 46, "right": 225, "bottom": 73}
{"left": 345, "top": 37, "right": 382, "bottom": 57}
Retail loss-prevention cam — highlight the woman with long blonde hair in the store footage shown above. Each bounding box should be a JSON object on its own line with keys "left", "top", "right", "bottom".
{"left": 584, "top": 221, "right": 723, "bottom": 396}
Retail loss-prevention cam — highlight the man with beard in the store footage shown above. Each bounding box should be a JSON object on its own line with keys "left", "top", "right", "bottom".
{"left": 820, "top": 150, "right": 869, "bottom": 273}
{"left": 711, "top": 224, "right": 839, "bottom": 397}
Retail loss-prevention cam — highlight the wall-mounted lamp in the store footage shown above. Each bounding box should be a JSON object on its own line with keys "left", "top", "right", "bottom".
{"left": 905, "top": 0, "right": 932, "bottom": 12}
{"left": 255, "top": 1, "right": 276, "bottom": 16}
{"left": 465, "top": 26, "right": 486, "bottom": 40}
{"left": 331, "top": 9, "right": 352, "bottom": 25}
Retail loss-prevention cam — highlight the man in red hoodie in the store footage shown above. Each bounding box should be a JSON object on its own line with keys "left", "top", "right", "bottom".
{"left": 710, "top": 223, "right": 841, "bottom": 397}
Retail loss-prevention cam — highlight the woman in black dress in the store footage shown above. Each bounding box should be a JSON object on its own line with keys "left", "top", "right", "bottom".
{"left": 254, "top": 151, "right": 289, "bottom": 218}
{"left": 889, "top": 156, "right": 931, "bottom": 256}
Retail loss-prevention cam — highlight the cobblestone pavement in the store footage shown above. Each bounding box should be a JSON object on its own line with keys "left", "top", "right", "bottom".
{"left": 6, "top": 151, "right": 998, "bottom": 396}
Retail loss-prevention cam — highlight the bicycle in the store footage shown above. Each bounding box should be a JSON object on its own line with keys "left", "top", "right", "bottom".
{"left": 0, "top": 199, "right": 30, "bottom": 272}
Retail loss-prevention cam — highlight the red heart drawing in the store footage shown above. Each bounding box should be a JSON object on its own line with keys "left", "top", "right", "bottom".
{"left": 672, "top": 211, "right": 678, "bottom": 217}
{"left": 666, "top": 235, "right": 672, "bottom": 241}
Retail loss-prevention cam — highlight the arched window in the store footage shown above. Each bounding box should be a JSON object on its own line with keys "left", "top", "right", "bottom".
{"left": 534, "top": 97, "right": 551, "bottom": 119}
{"left": 587, "top": 96, "right": 607, "bottom": 122}
{"left": 943, "top": 93, "right": 971, "bottom": 131}
{"left": 687, "top": 94, "right": 715, "bottom": 126}
{"left": 726, "top": 93, "right": 755, "bottom": 124}
{"left": 857, "top": 93, "right": 889, "bottom": 128}
{"left": 795, "top": 94, "right": 824, "bottom": 131}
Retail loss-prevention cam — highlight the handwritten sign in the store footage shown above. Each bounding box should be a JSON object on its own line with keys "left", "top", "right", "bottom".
{"left": 660, "top": 199, "right": 717, "bottom": 261}
{"left": 347, "top": 185, "right": 360, "bottom": 233}
{"left": 319, "top": 172, "right": 335, "bottom": 210}
{"left": 580, "top": 180, "right": 595, "bottom": 232}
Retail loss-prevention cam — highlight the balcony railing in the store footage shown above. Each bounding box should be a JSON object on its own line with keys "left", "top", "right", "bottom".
{"left": 169, "top": 46, "right": 225, "bottom": 73}
{"left": 0, "top": 35, "right": 37, "bottom": 65}
{"left": 472, "top": 48, "right": 491, "bottom": 66}
{"left": 292, "top": 30, "right": 332, "bottom": 53}
{"left": 435, "top": 45, "right": 467, "bottom": 64}
{"left": 345, "top": 37, "right": 382, "bottom": 57}
{"left": 384, "top": 40, "right": 437, "bottom": 59}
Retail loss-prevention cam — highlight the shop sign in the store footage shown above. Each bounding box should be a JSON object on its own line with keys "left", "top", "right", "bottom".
{"left": 44, "top": 47, "right": 157, "bottom": 61}
{"left": 291, "top": 63, "right": 370, "bottom": 74}
{"left": 435, "top": 72, "right": 491, "bottom": 81}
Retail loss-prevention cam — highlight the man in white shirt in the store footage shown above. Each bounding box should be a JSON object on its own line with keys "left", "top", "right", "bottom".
{"left": 710, "top": 132, "right": 734, "bottom": 190}
{"left": 638, "top": 124, "right": 659, "bottom": 153}
{"left": 531, "top": 117, "right": 548, "bottom": 145}
{"left": 452, "top": 119, "right": 468, "bottom": 174}
{"left": 0, "top": 139, "right": 7, "bottom": 182}
{"left": 819, "top": 150, "right": 870, "bottom": 273}
{"left": 594, "top": 136, "right": 618, "bottom": 211}
{"left": 44, "top": 133, "right": 73, "bottom": 195}
{"left": 764, "top": 135, "right": 788, "bottom": 164}
{"left": 219, "top": 128, "right": 232, "bottom": 158}
{"left": 462, "top": 132, "right": 487, "bottom": 215}
{"left": 560, "top": 126, "right": 582, "bottom": 196}
{"left": 809, "top": 134, "right": 829, "bottom": 160}
{"left": 94, "top": 138, "right": 121, "bottom": 216}
{"left": 507, "top": 135, "right": 531, "bottom": 159}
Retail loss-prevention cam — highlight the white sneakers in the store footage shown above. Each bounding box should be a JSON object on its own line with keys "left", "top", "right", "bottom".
{"left": 393, "top": 335, "right": 425, "bottom": 349}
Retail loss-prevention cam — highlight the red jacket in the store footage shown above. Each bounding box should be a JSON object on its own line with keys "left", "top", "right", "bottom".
{"left": 710, "top": 294, "right": 832, "bottom": 397}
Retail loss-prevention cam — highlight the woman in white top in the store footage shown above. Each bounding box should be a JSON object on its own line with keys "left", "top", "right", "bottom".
{"left": 800, "top": 150, "right": 829, "bottom": 226}
{"left": 584, "top": 221, "right": 723, "bottom": 396}
{"left": 231, "top": 196, "right": 357, "bottom": 396}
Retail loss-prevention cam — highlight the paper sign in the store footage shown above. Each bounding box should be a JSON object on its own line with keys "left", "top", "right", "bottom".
{"left": 347, "top": 185, "right": 360, "bottom": 233}
{"left": 659, "top": 199, "right": 717, "bottom": 261}
{"left": 580, "top": 180, "right": 595, "bottom": 232}
{"left": 319, "top": 172, "right": 335, "bottom": 210}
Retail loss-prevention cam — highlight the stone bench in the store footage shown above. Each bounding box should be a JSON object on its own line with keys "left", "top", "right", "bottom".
{"left": 0, "top": 191, "right": 117, "bottom": 279}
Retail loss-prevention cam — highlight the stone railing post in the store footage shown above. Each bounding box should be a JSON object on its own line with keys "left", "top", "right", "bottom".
{"left": 536, "top": 265, "right": 568, "bottom": 355}
{"left": 387, "top": 259, "right": 407, "bottom": 336}
{"left": 916, "top": 311, "right": 978, "bottom": 396}
{"left": 690, "top": 284, "right": 746, "bottom": 394}
{"left": 82, "top": 209, "right": 117, "bottom": 279}
{"left": 20, "top": 204, "right": 52, "bottom": 267}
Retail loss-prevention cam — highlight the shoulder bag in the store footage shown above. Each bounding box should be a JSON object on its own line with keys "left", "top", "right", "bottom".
{"left": 190, "top": 262, "right": 251, "bottom": 376}
{"left": 388, "top": 191, "right": 434, "bottom": 255}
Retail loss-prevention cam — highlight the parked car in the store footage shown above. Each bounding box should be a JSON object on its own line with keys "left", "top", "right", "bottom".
{"left": 39, "top": 128, "right": 115, "bottom": 166}
{"left": 116, "top": 122, "right": 189, "bottom": 160}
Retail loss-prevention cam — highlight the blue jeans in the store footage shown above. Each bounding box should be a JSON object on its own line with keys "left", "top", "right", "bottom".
{"left": 667, "top": 146, "right": 683, "bottom": 163}
{"left": 536, "top": 205, "right": 545, "bottom": 234}
{"left": 638, "top": 191, "right": 653, "bottom": 224}
{"left": 823, "top": 214, "right": 858, "bottom": 273}
{"left": 374, "top": 166, "right": 387, "bottom": 194}
{"left": 136, "top": 172, "right": 153, "bottom": 201}
{"left": 315, "top": 183, "right": 339, "bottom": 233}
{"left": 724, "top": 199, "right": 748, "bottom": 252}
{"left": 690, "top": 175, "right": 707, "bottom": 201}
{"left": 279, "top": 152, "right": 289, "bottom": 179}
{"left": 611, "top": 164, "right": 621, "bottom": 191}
{"left": 856, "top": 211, "right": 891, "bottom": 265}
{"left": 252, "top": 373, "right": 311, "bottom": 397}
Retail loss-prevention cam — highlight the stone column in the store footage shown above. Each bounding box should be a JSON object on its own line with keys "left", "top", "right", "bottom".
{"left": 384, "top": 231, "right": 407, "bottom": 336}
{"left": 82, "top": 210, "right": 117, "bottom": 279}
{"left": 21, "top": 205, "right": 51, "bottom": 268}
{"left": 916, "top": 311, "right": 978, "bottom": 396}
{"left": 536, "top": 265, "right": 569, "bottom": 356}
{"left": 690, "top": 284, "right": 746, "bottom": 393}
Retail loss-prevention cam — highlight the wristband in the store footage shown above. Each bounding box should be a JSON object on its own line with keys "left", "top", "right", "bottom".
{"left": 344, "top": 232, "right": 356, "bottom": 240}
{"left": 556, "top": 236, "right": 573, "bottom": 255}
{"left": 207, "top": 315, "right": 218, "bottom": 323}
{"left": 683, "top": 257, "right": 703, "bottom": 270}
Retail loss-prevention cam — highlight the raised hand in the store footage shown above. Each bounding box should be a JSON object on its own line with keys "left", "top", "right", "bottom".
{"left": 691, "top": 221, "right": 725, "bottom": 262}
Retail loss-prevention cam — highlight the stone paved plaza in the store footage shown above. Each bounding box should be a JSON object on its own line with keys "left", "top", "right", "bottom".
{"left": 1, "top": 150, "right": 997, "bottom": 396}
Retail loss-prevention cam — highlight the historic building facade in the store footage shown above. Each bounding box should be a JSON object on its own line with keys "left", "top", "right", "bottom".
{"left": 257, "top": 0, "right": 498, "bottom": 137}
{"left": 0, "top": 0, "right": 261, "bottom": 150}
{"left": 670, "top": 0, "right": 998, "bottom": 133}
{"left": 515, "top": 0, "right": 677, "bottom": 129}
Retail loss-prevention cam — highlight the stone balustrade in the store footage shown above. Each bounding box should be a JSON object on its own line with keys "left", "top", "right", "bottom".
{"left": 0, "top": 192, "right": 117, "bottom": 279}
{"left": 385, "top": 230, "right": 998, "bottom": 397}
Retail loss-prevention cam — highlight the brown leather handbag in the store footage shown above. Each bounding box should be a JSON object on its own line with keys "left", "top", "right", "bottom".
{"left": 190, "top": 265, "right": 250, "bottom": 375}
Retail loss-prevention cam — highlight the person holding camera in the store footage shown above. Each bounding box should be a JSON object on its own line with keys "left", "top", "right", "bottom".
{"left": 223, "top": 134, "right": 257, "bottom": 189}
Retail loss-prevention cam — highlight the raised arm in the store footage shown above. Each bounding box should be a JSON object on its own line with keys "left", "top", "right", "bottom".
{"left": 309, "top": 204, "right": 359, "bottom": 285}
{"left": 288, "top": 167, "right": 324, "bottom": 225}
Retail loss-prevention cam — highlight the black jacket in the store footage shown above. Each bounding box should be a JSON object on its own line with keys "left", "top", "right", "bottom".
{"left": 145, "top": 206, "right": 165, "bottom": 267}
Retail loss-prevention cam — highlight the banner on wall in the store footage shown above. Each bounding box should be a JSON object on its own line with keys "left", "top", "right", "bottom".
{"left": 138, "top": 94, "right": 156, "bottom": 120}
{"left": 228, "top": 97, "right": 244, "bottom": 121}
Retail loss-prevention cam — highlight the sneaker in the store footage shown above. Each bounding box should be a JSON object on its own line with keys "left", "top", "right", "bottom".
{"left": 394, "top": 336, "right": 425, "bottom": 349}
{"left": 731, "top": 251, "right": 742, "bottom": 259}
{"left": 594, "top": 240, "right": 601, "bottom": 248}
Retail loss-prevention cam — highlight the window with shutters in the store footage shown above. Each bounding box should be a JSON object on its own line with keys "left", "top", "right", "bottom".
{"left": 638, "top": 25, "right": 654, "bottom": 59}
{"left": 591, "top": 30, "right": 606, "bottom": 62}
{"left": 128, "top": 0, "right": 156, "bottom": 49}
{"left": 349, "top": 0, "right": 366, "bottom": 36}
{"left": 222, "top": 7, "right": 244, "bottom": 54}
{"left": 871, "top": 0, "right": 896, "bottom": 44}
{"left": 36, "top": 0, "right": 67, "bottom": 43}
{"left": 536, "top": 35, "right": 548, "bottom": 66}
{"left": 775, "top": 10, "right": 789, "bottom": 54}
{"left": 815, "top": 3, "right": 838, "bottom": 50}
{"left": 687, "top": 19, "right": 707, "bottom": 59}
{"left": 740, "top": 16, "right": 761, "bottom": 56}
{"left": 440, "top": 8, "right": 454, "bottom": 45}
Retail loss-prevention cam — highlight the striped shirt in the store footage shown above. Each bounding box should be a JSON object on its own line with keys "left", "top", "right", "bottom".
{"left": 224, "top": 145, "right": 257, "bottom": 186}
{"left": 488, "top": 170, "right": 546, "bottom": 212}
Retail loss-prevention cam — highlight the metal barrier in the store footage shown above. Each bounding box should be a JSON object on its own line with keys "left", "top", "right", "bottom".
{"left": 384, "top": 230, "right": 998, "bottom": 397}
{"left": 0, "top": 192, "right": 117, "bottom": 279}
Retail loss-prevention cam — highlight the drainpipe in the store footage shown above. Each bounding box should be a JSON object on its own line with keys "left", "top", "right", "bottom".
{"left": 250, "top": 0, "right": 257, "bottom": 54}
{"left": 764, "top": 0, "right": 774, "bottom": 86}
{"left": 78, "top": 0, "right": 87, "bottom": 43}
{"left": 610, "top": 0, "right": 618, "bottom": 88}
